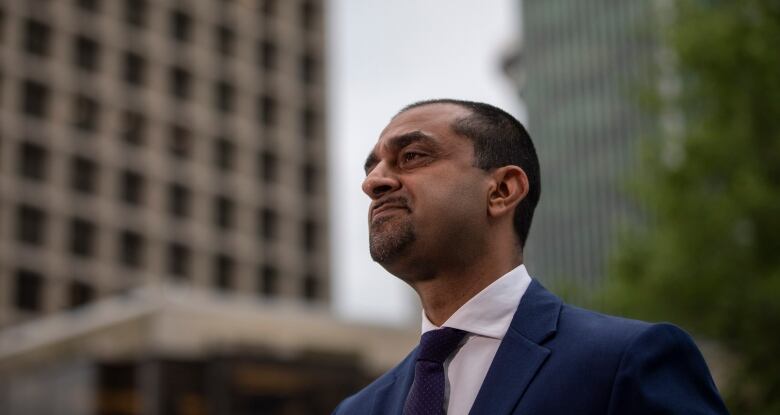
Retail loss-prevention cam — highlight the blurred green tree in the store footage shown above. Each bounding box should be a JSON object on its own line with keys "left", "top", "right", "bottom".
{"left": 604, "top": 0, "right": 780, "bottom": 413}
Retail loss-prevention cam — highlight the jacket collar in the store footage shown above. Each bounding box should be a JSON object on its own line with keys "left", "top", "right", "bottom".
{"left": 369, "top": 279, "right": 562, "bottom": 415}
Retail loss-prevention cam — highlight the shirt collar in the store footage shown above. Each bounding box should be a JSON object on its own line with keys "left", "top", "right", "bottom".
{"left": 421, "top": 264, "right": 532, "bottom": 339}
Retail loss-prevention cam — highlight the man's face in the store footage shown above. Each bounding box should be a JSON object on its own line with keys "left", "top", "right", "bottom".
{"left": 362, "top": 104, "right": 491, "bottom": 279}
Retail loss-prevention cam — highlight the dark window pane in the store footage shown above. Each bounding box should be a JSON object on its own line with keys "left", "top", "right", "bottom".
{"left": 120, "top": 170, "right": 144, "bottom": 205}
{"left": 70, "top": 217, "right": 96, "bottom": 257}
{"left": 215, "top": 25, "right": 234, "bottom": 56}
{"left": 120, "top": 110, "right": 146, "bottom": 145}
{"left": 214, "top": 138, "right": 234, "bottom": 171}
{"left": 170, "top": 67, "right": 191, "bottom": 100}
{"left": 260, "top": 0, "right": 276, "bottom": 17}
{"left": 18, "top": 141, "right": 48, "bottom": 181}
{"left": 260, "top": 208, "right": 277, "bottom": 241}
{"left": 15, "top": 269, "right": 43, "bottom": 312}
{"left": 71, "top": 156, "right": 98, "bottom": 194}
{"left": 119, "top": 230, "right": 144, "bottom": 268}
{"left": 21, "top": 80, "right": 49, "bottom": 118}
{"left": 74, "top": 35, "right": 100, "bottom": 71}
{"left": 258, "top": 40, "right": 277, "bottom": 70}
{"left": 214, "top": 196, "right": 234, "bottom": 229}
{"left": 69, "top": 280, "right": 94, "bottom": 309}
{"left": 169, "top": 124, "right": 192, "bottom": 158}
{"left": 301, "top": 107, "right": 317, "bottom": 139}
{"left": 73, "top": 95, "right": 100, "bottom": 131}
{"left": 214, "top": 254, "right": 234, "bottom": 291}
{"left": 259, "top": 95, "right": 277, "bottom": 126}
{"left": 170, "top": 10, "right": 192, "bottom": 42}
{"left": 302, "top": 219, "right": 317, "bottom": 252}
{"left": 123, "top": 52, "right": 145, "bottom": 86}
{"left": 167, "top": 242, "right": 191, "bottom": 278}
{"left": 260, "top": 151, "right": 277, "bottom": 183}
{"left": 23, "top": 18, "right": 51, "bottom": 56}
{"left": 302, "top": 274, "right": 319, "bottom": 302}
{"left": 124, "top": 0, "right": 146, "bottom": 27}
{"left": 259, "top": 265, "right": 278, "bottom": 297}
{"left": 214, "top": 81, "right": 234, "bottom": 113}
{"left": 299, "top": 53, "right": 317, "bottom": 85}
{"left": 300, "top": 1, "right": 317, "bottom": 31}
{"left": 302, "top": 163, "right": 316, "bottom": 194}
{"left": 168, "top": 183, "right": 191, "bottom": 218}
{"left": 77, "top": 0, "right": 100, "bottom": 12}
{"left": 16, "top": 204, "right": 46, "bottom": 245}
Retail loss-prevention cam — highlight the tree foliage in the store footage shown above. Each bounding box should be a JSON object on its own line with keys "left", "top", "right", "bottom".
{"left": 604, "top": 0, "right": 780, "bottom": 413}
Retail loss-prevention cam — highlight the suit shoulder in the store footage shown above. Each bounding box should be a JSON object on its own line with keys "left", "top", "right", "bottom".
{"left": 333, "top": 350, "right": 415, "bottom": 414}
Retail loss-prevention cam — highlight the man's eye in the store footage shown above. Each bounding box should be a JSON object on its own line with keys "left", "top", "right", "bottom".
{"left": 401, "top": 152, "right": 424, "bottom": 162}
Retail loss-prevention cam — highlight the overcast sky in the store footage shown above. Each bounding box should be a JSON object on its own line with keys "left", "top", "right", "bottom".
{"left": 327, "top": 0, "right": 522, "bottom": 326}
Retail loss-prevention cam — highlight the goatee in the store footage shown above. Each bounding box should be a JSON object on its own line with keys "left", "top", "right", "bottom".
{"left": 369, "top": 216, "right": 416, "bottom": 264}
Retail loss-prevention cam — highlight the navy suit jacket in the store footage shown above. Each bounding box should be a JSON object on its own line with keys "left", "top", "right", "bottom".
{"left": 334, "top": 279, "right": 729, "bottom": 414}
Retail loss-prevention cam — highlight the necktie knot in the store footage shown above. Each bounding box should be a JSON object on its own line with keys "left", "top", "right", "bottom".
{"left": 417, "top": 327, "right": 467, "bottom": 364}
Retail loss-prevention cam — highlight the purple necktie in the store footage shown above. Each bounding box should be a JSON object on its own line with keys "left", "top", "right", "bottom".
{"left": 403, "top": 327, "right": 468, "bottom": 415}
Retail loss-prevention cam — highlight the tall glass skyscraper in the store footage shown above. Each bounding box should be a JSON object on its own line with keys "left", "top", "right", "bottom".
{"left": 506, "top": 0, "right": 659, "bottom": 300}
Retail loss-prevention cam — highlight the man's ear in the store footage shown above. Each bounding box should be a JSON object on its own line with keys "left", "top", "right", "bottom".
{"left": 487, "top": 165, "right": 529, "bottom": 219}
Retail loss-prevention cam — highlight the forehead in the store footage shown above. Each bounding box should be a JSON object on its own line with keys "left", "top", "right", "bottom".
{"left": 373, "top": 103, "right": 471, "bottom": 150}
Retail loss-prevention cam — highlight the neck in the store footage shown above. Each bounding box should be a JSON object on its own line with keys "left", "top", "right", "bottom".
{"left": 413, "top": 251, "right": 522, "bottom": 326}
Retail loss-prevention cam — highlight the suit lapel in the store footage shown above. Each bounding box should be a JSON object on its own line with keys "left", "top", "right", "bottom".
{"left": 468, "top": 280, "right": 562, "bottom": 415}
{"left": 370, "top": 348, "right": 418, "bottom": 415}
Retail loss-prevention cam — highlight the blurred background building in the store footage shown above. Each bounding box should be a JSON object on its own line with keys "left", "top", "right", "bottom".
{"left": 504, "top": 0, "right": 659, "bottom": 300}
{"left": 0, "top": 0, "right": 416, "bottom": 413}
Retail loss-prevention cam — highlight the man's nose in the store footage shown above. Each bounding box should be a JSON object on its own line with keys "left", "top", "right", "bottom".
{"left": 362, "top": 163, "right": 400, "bottom": 200}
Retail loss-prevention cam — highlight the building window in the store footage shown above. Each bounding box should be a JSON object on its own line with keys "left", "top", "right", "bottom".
{"left": 260, "top": 0, "right": 276, "bottom": 17}
{"left": 15, "top": 269, "right": 43, "bottom": 312}
{"left": 169, "top": 124, "right": 192, "bottom": 158}
{"left": 214, "top": 196, "right": 235, "bottom": 229}
{"left": 16, "top": 204, "right": 46, "bottom": 246}
{"left": 23, "top": 18, "right": 51, "bottom": 56}
{"left": 302, "top": 219, "right": 317, "bottom": 252}
{"left": 214, "top": 137, "right": 234, "bottom": 171}
{"left": 69, "top": 280, "right": 94, "bottom": 309}
{"left": 73, "top": 95, "right": 100, "bottom": 132}
{"left": 18, "top": 141, "right": 48, "bottom": 181}
{"left": 258, "top": 40, "right": 277, "bottom": 70}
{"left": 301, "top": 106, "right": 317, "bottom": 139}
{"left": 76, "top": 0, "right": 100, "bottom": 12}
{"left": 124, "top": 0, "right": 146, "bottom": 27}
{"left": 170, "top": 66, "right": 192, "bottom": 100}
{"left": 119, "top": 230, "right": 144, "bottom": 268}
{"left": 120, "top": 110, "right": 145, "bottom": 145}
{"left": 168, "top": 242, "right": 191, "bottom": 278}
{"left": 120, "top": 170, "right": 144, "bottom": 206}
{"left": 74, "top": 35, "right": 100, "bottom": 71}
{"left": 299, "top": 53, "right": 317, "bottom": 85}
{"left": 21, "top": 80, "right": 49, "bottom": 118}
{"left": 302, "top": 273, "right": 319, "bottom": 302}
{"left": 215, "top": 25, "right": 234, "bottom": 56}
{"left": 300, "top": 0, "right": 317, "bottom": 31}
{"left": 260, "top": 207, "right": 277, "bottom": 241}
{"left": 168, "top": 183, "right": 191, "bottom": 218}
{"left": 214, "top": 81, "right": 234, "bottom": 113}
{"left": 70, "top": 156, "right": 98, "bottom": 194}
{"left": 123, "top": 51, "right": 145, "bottom": 86}
{"left": 259, "top": 265, "right": 278, "bottom": 297}
{"left": 260, "top": 151, "right": 277, "bottom": 183}
{"left": 259, "top": 95, "right": 277, "bottom": 126}
{"left": 302, "top": 163, "right": 317, "bottom": 195}
{"left": 70, "top": 218, "right": 97, "bottom": 257}
{"left": 214, "top": 254, "right": 234, "bottom": 291}
{"left": 170, "top": 9, "right": 192, "bottom": 42}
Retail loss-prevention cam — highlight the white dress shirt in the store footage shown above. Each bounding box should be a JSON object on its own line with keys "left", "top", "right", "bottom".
{"left": 420, "top": 264, "right": 532, "bottom": 415}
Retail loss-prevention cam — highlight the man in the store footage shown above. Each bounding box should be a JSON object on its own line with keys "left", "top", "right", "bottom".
{"left": 334, "top": 99, "right": 728, "bottom": 415}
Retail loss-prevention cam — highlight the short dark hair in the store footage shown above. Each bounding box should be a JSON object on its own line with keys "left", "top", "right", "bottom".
{"left": 399, "top": 99, "right": 541, "bottom": 248}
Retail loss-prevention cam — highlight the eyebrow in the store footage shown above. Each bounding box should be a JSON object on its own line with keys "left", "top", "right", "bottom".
{"left": 363, "top": 131, "right": 437, "bottom": 174}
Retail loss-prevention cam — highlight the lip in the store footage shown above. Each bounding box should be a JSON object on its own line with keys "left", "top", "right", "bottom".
{"left": 371, "top": 203, "right": 409, "bottom": 221}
